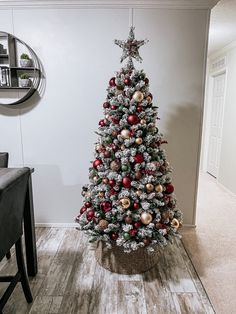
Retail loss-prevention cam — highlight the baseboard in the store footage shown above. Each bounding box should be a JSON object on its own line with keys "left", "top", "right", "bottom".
{"left": 35, "top": 223, "right": 78, "bottom": 228}
{"left": 182, "top": 224, "right": 196, "bottom": 228}
{"left": 35, "top": 222, "right": 196, "bottom": 228}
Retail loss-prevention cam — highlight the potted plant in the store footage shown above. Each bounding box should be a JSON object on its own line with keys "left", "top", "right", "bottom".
{"left": 20, "top": 53, "right": 32, "bottom": 67}
{"left": 19, "top": 73, "right": 31, "bottom": 87}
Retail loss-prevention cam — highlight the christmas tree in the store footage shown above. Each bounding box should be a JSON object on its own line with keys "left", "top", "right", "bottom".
{"left": 76, "top": 27, "right": 183, "bottom": 253}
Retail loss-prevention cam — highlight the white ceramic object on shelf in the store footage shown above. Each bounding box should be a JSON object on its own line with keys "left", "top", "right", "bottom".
{"left": 19, "top": 78, "right": 31, "bottom": 88}
{"left": 20, "top": 59, "right": 32, "bottom": 67}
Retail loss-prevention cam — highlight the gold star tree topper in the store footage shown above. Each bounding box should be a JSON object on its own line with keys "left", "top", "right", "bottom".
{"left": 114, "top": 27, "right": 148, "bottom": 64}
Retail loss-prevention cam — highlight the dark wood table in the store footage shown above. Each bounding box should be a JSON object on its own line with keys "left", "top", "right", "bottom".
{"left": 24, "top": 168, "right": 37, "bottom": 277}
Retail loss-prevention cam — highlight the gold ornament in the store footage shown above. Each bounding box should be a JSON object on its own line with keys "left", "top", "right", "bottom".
{"left": 146, "top": 183, "right": 154, "bottom": 192}
{"left": 103, "top": 178, "right": 109, "bottom": 184}
{"left": 120, "top": 197, "right": 131, "bottom": 209}
{"left": 121, "top": 144, "right": 126, "bottom": 150}
{"left": 96, "top": 144, "right": 103, "bottom": 152}
{"left": 98, "top": 219, "right": 109, "bottom": 230}
{"left": 93, "top": 176, "right": 99, "bottom": 183}
{"left": 110, "top": 160, "right": 120, "bottom": 171}
{"left": 135, "top": 137, "right": 143, "bottom": 145}
{"left": 98, "top": 191, "right": 105, "bottom": 198}
{"left": 105, "top": 114, "right": 110, "bottom": 120}
{"left": 140, "top": 119, "right": 146, "bottom": 125}
{"left": 155, "top": 184, "right": 163, "bottom": 193}
{"left": 132, "top": 91, "right": 144, "bottom": 102}
{"left": 171, "top": 218, "right": 180, "bottom": 229}
{"left": 116, "top": 89, "right": 123, "bottom": 96}
{"left": 136, "top": 190, "right": 142, "bottom": 197}
{"left": 121, "top": 129, "right": 131, "bottom": 139}
{"left": 140, "top": 212, "right": 152, "bottom": 225}
{"left": 146, "top": 96, "right": 152, "bottom": 103}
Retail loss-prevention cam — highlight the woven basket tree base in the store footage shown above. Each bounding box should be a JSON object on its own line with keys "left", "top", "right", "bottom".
{"left": 95, "top": 241, "right": 159, "bottom": 274}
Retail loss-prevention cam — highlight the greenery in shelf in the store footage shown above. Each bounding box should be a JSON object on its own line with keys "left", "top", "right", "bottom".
{"left": 20, "top": 53, "right": 30, "bottom": 60}
{"left": 19, "top": 73, "right": 30, "bottom": 79}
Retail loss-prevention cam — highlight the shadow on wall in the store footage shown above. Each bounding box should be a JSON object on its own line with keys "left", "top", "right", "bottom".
{"left": 30, "top": 164, "right": 83, "bottom": 224}
{"left": 163, "top": 102, "right": 201, "bottom": 224}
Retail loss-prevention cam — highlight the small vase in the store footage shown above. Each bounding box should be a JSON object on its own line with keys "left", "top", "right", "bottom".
{"left": 20, "top": 59, "right": 32, "bottom": 67}
{"left": 19, "top": 79, "right": 31, "bottom": 88}
{"left": 95, "top": 240, "right": 159, "bottom": 274}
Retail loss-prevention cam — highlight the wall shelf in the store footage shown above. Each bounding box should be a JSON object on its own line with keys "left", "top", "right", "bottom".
{"left": 0, "top": 31, "right": 42, "bottom": 105}
{"left": 0, "top": 86, "right": 33, "bottom": 90}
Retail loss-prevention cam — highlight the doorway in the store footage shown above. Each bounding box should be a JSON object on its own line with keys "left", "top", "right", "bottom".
{"left": 206, "top": 71, "right": 226, "bottom": 178}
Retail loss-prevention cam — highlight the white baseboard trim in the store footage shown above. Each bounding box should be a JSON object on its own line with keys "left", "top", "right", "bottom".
{"left": 35, "top": 222, "right": 196, "bottom": 228}
{"left": 182, "top": 224, "right": 196, "bottom": 228}
{"left": 36, "top": 223, "right": 78, "bottom": 228}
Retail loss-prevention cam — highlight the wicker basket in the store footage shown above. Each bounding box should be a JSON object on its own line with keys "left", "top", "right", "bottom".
{"left": 95, "top": 241, "right": 159, "bottom": 274}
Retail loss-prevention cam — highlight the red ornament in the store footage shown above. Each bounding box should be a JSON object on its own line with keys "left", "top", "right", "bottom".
{"left": 135, "top": 171, "right": 142, "bottom": 180}
{"left": 93, "top": 159, "right": 103, "bottom": 168}
{"left": 124, "top": 78, "right": 130, "bottom": 86}
{"left": 99, "top": 120, "right": 106, "bottom": 127}
{"left": 130, "top": 130, "right": 135, "bottom": 137}
{"left": 85, "top": 202, "right": 92, "bottom": 208}
{"left": 104, "top": 150, "right": 111, "bottom": 158}
{"left": 109, "top": 188, "right": 117, "bottom": 196}
{"left": 80, "top": 206, "right": 87, "bottom": 214}
{"left": 127, "top": 114, "right": 139, "bottom": 125}
{"left": 112, "top": 117, "right": 120, "bottom": 124}
{"left": 133, "top": 202, "right": 140, "bottom": 210}
{"left": 156, "top": 222, "right": 166, "bottom": 229}
{"left": 111, "top": 143, "right": 118, "bottom": 151}
{"left": 111, "top": 105, "right": 118, "bottom": 110}
{"left": 111, "top": 233, "right": 118, "bottom": 241}
{"left": 101, "top": 201, "right": 112, "bottom": 212}
{"left": 129, "top": 229, "right": 137, "bottom": 237}
{"left": 165, "top": 183, "right": 174, "bottom": 194}
{"left": 125, "top": 216, "right": 133, "bottom": 224}
{"left": 109, "top": 179, "right": 116, "bottom": 187}
{"left": 145, "top": 78, "right": 149, "bottom": 85}
{"left": 133, "top": 221, "right": 141, "bottom": 229}
{"left": 164, "top": 195, "right": 170, "bottom": 204}
{"left": 136, "top": 106, "right": 142, "bottom": 113}
{"left": 87, "top": 210, "right": 94, "bottom": 220}
{"left": 122, "top": 176, "right": 131, "bottom": 188}
{"left": 103, "top": 102, "right": 110, "bottom": 109}
{"left": 134, "top": 154, "right": 144, "bottom": 164}
{"left": 109, "top": 77, "right": 116, "bottom": 87}
{"left": 143, "top": 238, "right": 151, "bottom": 246}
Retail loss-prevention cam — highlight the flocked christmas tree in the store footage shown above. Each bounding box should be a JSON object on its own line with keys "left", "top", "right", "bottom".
{"left": 76, "top": 27, "right": 183, "bottom": 253}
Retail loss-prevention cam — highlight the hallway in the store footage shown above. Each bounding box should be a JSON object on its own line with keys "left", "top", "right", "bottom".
{"left": 182, "top": 173, "right": 236, "bottom": 314}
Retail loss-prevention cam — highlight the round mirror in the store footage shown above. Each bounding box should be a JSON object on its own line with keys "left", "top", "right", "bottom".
{"left": 0, "top": 31, "right": 42, "bottom": 105}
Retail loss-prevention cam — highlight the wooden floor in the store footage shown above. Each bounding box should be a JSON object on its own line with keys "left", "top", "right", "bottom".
{"left": 0, "top": 228, "right": 215, "bottom": 314}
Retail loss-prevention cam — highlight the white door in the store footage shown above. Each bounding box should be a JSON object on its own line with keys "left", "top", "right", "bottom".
{"left": 207, "top": 72, "right": 226, "bottom": 178}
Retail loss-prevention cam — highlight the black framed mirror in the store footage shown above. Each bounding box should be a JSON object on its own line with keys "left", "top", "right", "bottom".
{"left": 0, "top": 31, "right": 43, "bottom": 105}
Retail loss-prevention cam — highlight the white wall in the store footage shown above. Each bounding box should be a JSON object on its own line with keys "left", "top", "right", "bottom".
{"left": 203, "top": 43, "right": 236, "bottom": 194}
{"left": 0, "top": 4, "right": 211, "bottom": 225}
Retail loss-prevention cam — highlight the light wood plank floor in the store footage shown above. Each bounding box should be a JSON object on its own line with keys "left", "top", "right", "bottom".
{"left": 0, "top": 228, "right": 215, "bottom": 314}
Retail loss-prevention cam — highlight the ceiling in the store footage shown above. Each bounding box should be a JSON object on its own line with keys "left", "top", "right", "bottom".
{"left": 208, "top": 0, "right": 236, "bottom": 55}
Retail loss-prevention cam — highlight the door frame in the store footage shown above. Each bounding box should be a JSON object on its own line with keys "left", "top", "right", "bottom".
{"left": 202, "top": 58, "right": 227, "bottom": 179}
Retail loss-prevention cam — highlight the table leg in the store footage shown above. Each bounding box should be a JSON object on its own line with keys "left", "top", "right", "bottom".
{"left": 23, "top": 174, "right": 38, "bottom": 277}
